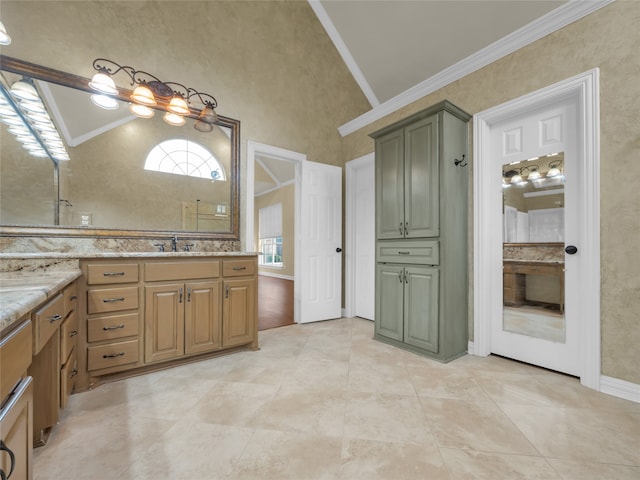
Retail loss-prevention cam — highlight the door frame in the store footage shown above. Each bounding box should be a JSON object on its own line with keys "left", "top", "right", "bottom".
{"left": 344, "top": 152, "right": 375, "bottom": 319}
{"left": 246, "top": 140, "right": 305, "bottom": 323}
{"left": 472, "top": 69, "right": 601, "bottom": 390}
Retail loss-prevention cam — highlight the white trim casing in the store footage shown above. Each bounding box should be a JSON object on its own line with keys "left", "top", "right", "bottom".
{"left": 307, "top": 0, "right": 379, "bottom": 108}
{"left": 344, "top": 152, "right": 375, "bottom": 319}
{"left": 336, "top": 0, "right": 613, "bottom": 137}
{"left": 473, "top": 69, "right": 601, "bottom": 391}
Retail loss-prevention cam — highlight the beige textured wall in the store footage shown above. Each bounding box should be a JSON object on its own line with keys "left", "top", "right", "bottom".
{"left": 341, "top": 2, "right": 640, "bottom": 384}
{"left": 254, "top": 183, "right": 295, "bottom": 278}
{"left": 0, "top": 0, "right": 370, "bottom": 239}
{"left": 0, "top": 122, "right": 56, "bottom": 225}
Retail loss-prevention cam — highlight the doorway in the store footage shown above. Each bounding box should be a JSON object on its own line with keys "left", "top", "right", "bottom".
{"left": 246, "top": 141, "right": 304, "bottom": 324}
{"left": 473, "top": 70, "right": 601, "bottom": 390}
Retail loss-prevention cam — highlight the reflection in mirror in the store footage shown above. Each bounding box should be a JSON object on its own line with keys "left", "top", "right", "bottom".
{"left": 0, "top": 56, "right": 240, "bottom": 239}
{"left": 502, "top": 153, "right": 564, "bottom": 243}
{"left": 502, "top": 152, "right": 565, "bottom": 343}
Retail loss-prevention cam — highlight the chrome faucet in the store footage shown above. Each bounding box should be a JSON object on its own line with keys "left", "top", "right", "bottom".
{"left": 171, "top": 234, "right": 178, "bottom": 252}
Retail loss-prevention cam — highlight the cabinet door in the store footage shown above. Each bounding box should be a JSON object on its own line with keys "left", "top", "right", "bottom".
{"left": 375, "top": 129, "right": 405, "bottom": 239}
{"left": 374, "top": 264, "right": 404, "bottom": 341}
{"left": 185, "top": 280, "right": 222, "bottom": 355}
{"left": 404, "top": 266, "right": 439, "bottom": 353}
{"left": 404, "top": 116, "right": 439, "bottom": 238}
{"left": 222, "top": 278, "right": 256, "bottom": 347}
{"left": 144, "top": 283, "right": 185, "bottom": 363}
{"left": 0, "top": 377, "right": 33, "bottom": 480}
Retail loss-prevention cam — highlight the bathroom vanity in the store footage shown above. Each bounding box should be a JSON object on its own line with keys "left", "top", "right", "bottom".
{"left": 0, "top": 251, "right": 258, "bottom": 474}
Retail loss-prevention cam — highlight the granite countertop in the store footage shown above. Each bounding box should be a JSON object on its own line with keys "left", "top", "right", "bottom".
{"left": 0, "top": 251, "right": 258, "bottom": 260}
{"left": 0, "top": 269, "right": 82, "bottom": 334}
{"left": 503, "top": 259, "right": 564, "bottom": 265}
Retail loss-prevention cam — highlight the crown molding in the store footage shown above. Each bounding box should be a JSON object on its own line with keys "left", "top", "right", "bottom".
{"left": 338, "top": 0, "right": 614, "bottom": 137}
{"left": 307, "top": 0, "right": 379, "bottom": 108}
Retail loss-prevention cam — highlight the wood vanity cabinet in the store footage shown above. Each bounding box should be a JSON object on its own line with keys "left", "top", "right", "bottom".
{"left": 28, "top": 278, "right": 78, "bottom": 447}
{"left": 82, "top": 261, "right": 142, "bottom": 381}
{"left": 222, "top": 259, "right": 257, "bottom": 348}
{"left": 371, "top": 101, "right": 470, "bottom": 362}
{"left": 0, "top": 320, "right": 33, "bottom": 480}
{"left": 77, "top": 256, "right": 258, "bottom": 389}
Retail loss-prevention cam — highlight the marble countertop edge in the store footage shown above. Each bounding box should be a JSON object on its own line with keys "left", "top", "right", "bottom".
{"left": 0, "top": 269, "right": 82, "bottom": 334}
{"left": 0, "top": 251, "right": 258, "bottom": 259}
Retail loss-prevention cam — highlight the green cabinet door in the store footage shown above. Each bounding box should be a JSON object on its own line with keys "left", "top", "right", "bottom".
{"left": 403, "top": 266, "right": 439, "bottom": 353}
{"left": 404, "top": 115, "right": 439, "bottom": 238}
{"left": 375, "top": 264, "right": 404, "bottom": 341}
{"left": 375, "top": 129, "right": 404, "bottom": 239}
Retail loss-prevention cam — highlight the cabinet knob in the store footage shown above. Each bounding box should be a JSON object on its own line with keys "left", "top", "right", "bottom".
{"left": 336, "top": 248, "right": 342, "bottom": 253}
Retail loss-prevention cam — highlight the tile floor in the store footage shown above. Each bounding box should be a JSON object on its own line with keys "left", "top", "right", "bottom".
{"left": 35, "top": 317, "right": 640, "bottom": 479}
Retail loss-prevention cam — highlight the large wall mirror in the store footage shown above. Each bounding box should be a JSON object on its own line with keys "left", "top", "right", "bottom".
{"left": 0, "top": 55, "right": 240, "bottom": 240}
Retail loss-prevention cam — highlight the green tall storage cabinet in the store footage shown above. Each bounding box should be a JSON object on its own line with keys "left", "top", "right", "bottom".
{"left": 371, "top": 101, "right": 471, "bottom": 362}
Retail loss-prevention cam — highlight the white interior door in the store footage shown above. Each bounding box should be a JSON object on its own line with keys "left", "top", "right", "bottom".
{"left": 299, "top": 160, "right": 342, "bottom": 323}
{"left": 491, "top": 99, "right": 581, "bottom": 376}
{"left": 353, "top": 157, "right": 375, "bottom": 320}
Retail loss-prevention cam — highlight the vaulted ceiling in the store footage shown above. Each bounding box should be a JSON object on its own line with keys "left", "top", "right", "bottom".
{"left": 312, "top": 0, "right": 567, "bottom": 106}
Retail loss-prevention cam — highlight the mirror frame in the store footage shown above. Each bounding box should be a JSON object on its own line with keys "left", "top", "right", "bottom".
{"left": 0, "top": 55, "right": 241, "bottom": 240}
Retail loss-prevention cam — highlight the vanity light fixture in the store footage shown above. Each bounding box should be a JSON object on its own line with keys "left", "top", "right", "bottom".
{"left": 129, "top": 103, "right": 155, "bottom": 119}
{"left": 0, "top": 20, "right": 11, "bottom": 45}
{"left": 0, "top": 77, "right": 71, "bottom": 162}
{"left": 547, "top": 161, "right": 562, "bottom": 178}
{"left": 89, "top": 58, "right": 219, "bottom": 131}
{"left": 90, "top": 93, "right": 119, "bottom": 110}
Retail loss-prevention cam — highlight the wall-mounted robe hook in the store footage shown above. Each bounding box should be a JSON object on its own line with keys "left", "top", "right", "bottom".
{"left": 454, "top": 154, "right": 467, "bottom": 167}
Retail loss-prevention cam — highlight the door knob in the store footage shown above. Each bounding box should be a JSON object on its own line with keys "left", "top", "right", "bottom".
{"left": 336, "top": 247, "right": 342, "bottom": 253}
{"left": 565, "top": 245, "right": 578, "bottom": 255}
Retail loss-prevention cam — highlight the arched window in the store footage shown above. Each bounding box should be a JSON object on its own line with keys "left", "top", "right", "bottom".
{"left": 144, "top": 139, "right": 225, "bottom": 181}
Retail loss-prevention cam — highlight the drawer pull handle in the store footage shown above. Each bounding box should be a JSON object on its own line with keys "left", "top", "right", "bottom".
{"left": 103, "top": 272, "right": 125, "bottom": 277}
{"left": 398, "top": 251, "right": 410, "bottom": 255}
{"left": 48, "top": 314, "right": 63, "bottom": 323}
{"left": 0, "top": 440, "right": 15, "bottom": 479}
{"left": 70, "top": 295, "right": 78, "bottom": 301}
{"left": 103, "top": 297, "right": 125, "bottom": 303}
{"left": 70, "top": 368, "right": 78, "bottom": 378}
{"left": 232, "top": 266, "right": 247, "bottom": 271}
{"left": 103, "top": 352, "right": 125, "bottom": 359}
{"left": 70, "top": 330, "right": 78, "bottom": 337}
{"left": 102, "top": 324, "right": 125, "bottom": 331}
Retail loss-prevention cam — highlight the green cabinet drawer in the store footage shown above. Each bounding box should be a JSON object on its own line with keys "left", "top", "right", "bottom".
{"left": 376, "top": 240, "right": 439, "bottom": 265}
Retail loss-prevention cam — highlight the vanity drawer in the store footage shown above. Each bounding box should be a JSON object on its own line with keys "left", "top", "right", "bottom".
{"left": 63, "top": 281, "right": 78, "bottom": 316}
{"left": 0, "top": 319, "right": 32, "bottom": 401}
{"left": 87, "top": 286, "right": 139, "bottom": 314}
{"left": 377, "top": 240, "right": 439, "bottom": 265}
{"left": 145, "top": 261, "right": 220, "bottom": 282}
{"left": 222, "top": 259, "right": 256, "bottom": 277}
{"left": 60, "top": 347, "right": 77, "bottom": 410}
{"left": 87, "top": 340, "right": 139, "bottom": 371}
{"left": 88, "top": 313, "right": 139, "bottom": 342}
{"left": 33, "top": 293, "right": 65, "bottom": 354}
{"left": 86, "top": 263, "right": 139, "bottom": 285}
{"left": 59, "top": 309, "right": 79, "bottom": 364}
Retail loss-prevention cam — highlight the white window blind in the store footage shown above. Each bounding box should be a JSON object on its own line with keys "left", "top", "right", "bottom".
{"left": 258, "top": 203, "right": 282, "bottom": 239}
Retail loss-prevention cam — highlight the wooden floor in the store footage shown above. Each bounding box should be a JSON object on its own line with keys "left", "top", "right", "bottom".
{"left": 258, "top": 275, "right": 294, "bottom": 330}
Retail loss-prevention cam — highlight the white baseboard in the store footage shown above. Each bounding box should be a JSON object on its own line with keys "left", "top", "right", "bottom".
{"left": 258, "top": 271, "right": 294, "bottom": 281}
{"left": 468, "top": 341, "right": 475, "bottom": 355}
{"left": 600, "top": 375, "right": 640, "bottom": 403}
